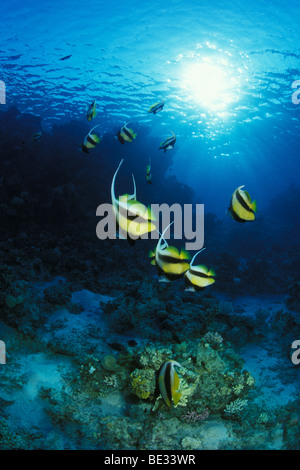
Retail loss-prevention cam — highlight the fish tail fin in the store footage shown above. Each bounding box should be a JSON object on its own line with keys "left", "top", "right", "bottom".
{"left": 149, "top": 249, "right": 156, "bottom": 265}
{"left": 250, "top": 199, "right": 257, "bottom": 212}
{"left": 208, "top": 268, "right": 216, "bottom": 277}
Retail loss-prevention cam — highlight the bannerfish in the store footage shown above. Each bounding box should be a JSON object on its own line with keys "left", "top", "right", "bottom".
{"left": 159, "top": 132, "right": 176, "bottom": 153}
{"left": 116, "top": 122, "right": 137, "bottom": 144}
{"left": 184, "top": 248, "right": 216, "bottom": 292}
{"left": 146, "top": 157, "right": 152, "bottom": 184}
{"left": 228, "top": 185, "right": 257, "bottom": 223}
{"left": 111, "top": 159, "right": 156, "bottom": 243}
{"left": 32, "top": 131, "right": 42, "bottom": 142}
{"left": 149, "top": 222, "right": 191, "bottom": 282}
{"left": 87, "top": 99, "right": 97, "bottom": 121}
{"left": 81, "top": 125, "right": 101, "bottom": 153}
{"left": 148, "top": 101, "right": 164, "bottom": 114}
{"left": 157, "top": 360, "right": 183, "bottom": 407}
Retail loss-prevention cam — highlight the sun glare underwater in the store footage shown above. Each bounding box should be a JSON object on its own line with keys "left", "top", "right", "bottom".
{"left": 0, "top": 0, "right": 299, "bottom": 451}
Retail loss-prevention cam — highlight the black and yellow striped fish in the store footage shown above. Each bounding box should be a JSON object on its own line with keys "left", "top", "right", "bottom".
{"left": 149, "top": 222, "right": 191, "bottom": 282}
{"left": 116, "top": 122, "right": 137, "bottom": 144}
{"left": 184, "top": 248, "right": 216, "bottom": 292}
{"left": 32, "top": 131, "right": 42, "bottom": 142}
{"left": 228, "top": 185, "right": 257, "bottom": 222}
{"left": 146, "top": 157, "right": 152, "bottom": 184}
{"left": 81, "top": 125, "right": 101, "bottom": 153}
{"left": 111, "top": 159, "right": 156, "bottom": 243}
{"left": 157, "top": 360, "right": 183, "bottom": 407}
{"left": 87, "top": 99, "right": 97, "bottom": 121}
{"left": 159, "top": 132, "right": 176, "bottom": 153}
{"left": 148, "top": 101, "right": 164, "bottom": 114}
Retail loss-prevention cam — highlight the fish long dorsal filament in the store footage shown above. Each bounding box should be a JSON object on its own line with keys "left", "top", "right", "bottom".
{"left": 130, "top": 173, "right": 136, "bottom": 201}
{"left": 158, "top": 221, "right": 174, "bottom": 251}
{"left": 190, "top": 248, "right": 206, "bottom": 267}
{"left": 111, "top": 159, "right": 124, "bottom": 208}
{"left": 88, "top": 124, "right": 99, "bottom": 136}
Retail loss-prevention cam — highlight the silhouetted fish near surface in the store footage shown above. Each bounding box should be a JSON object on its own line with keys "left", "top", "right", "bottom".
{"left": 32, "top": 131, "right": 42, "bottom": 142}
{"left": 146, "top": 157, "right": 152, "bottom": 184}
{"left": 87, "top": 99, "right": 97, "bottom": 121}
{"left": 59, "top": 55, "right": 72, "bottom": 61}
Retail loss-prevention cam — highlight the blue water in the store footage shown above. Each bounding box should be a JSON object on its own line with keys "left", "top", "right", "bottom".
{"left": 1, "top": 0, "right": 299, "bottom": 215}
{"left": 0, "top": 0, "right": 299, "bottom": 451}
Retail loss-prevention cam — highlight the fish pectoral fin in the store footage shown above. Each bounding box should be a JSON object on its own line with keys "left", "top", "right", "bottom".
{"left": 185, "top": 286, "right": 195, "bottom": 292}
{"left": 172, "top": 391, "right": 182, "bottom": 407}
{"left": 164, "top": 246, "right": 180, "bottom": 257}
{"left": 243, "top": 190, "right": 252, "bottom": 202}
{"left": 195, "top": 264, "right": 209, "bottom": 274}
{"left": 171, "top": 371, "right": 181, "bottom": 406}
{"left": 91, "top": 134, "right": 100, "bottom": 143}
{"left": 159, "top": 276, "right": 171, "bottom": 283}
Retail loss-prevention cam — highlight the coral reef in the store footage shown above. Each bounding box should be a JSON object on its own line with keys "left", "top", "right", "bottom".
{"left": 43, "top": 281, "right": 72, "bottom": 305}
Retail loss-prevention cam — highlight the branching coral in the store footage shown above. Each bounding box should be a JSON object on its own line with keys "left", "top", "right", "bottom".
{"left": 224, "top": 398, "right": 248, "bottom": 415}
{"left": 130, "top": 369, "right": 156, "bottom": 400}
{"left": 202, "top": 331, "right": 223, "bottom": 349}
{"left": 181, "top": 408, "right": 209, "bottom": 423}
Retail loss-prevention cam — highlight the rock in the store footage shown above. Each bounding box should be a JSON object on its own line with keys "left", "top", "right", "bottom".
{"left": 5, "top": 295, "right": 23, "bottom": 309}
{"left": 181, "top": 436, "right": 202, "bottom": 450}
{"left": 101, "top": 354, "right": 119, "bottom": 372}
